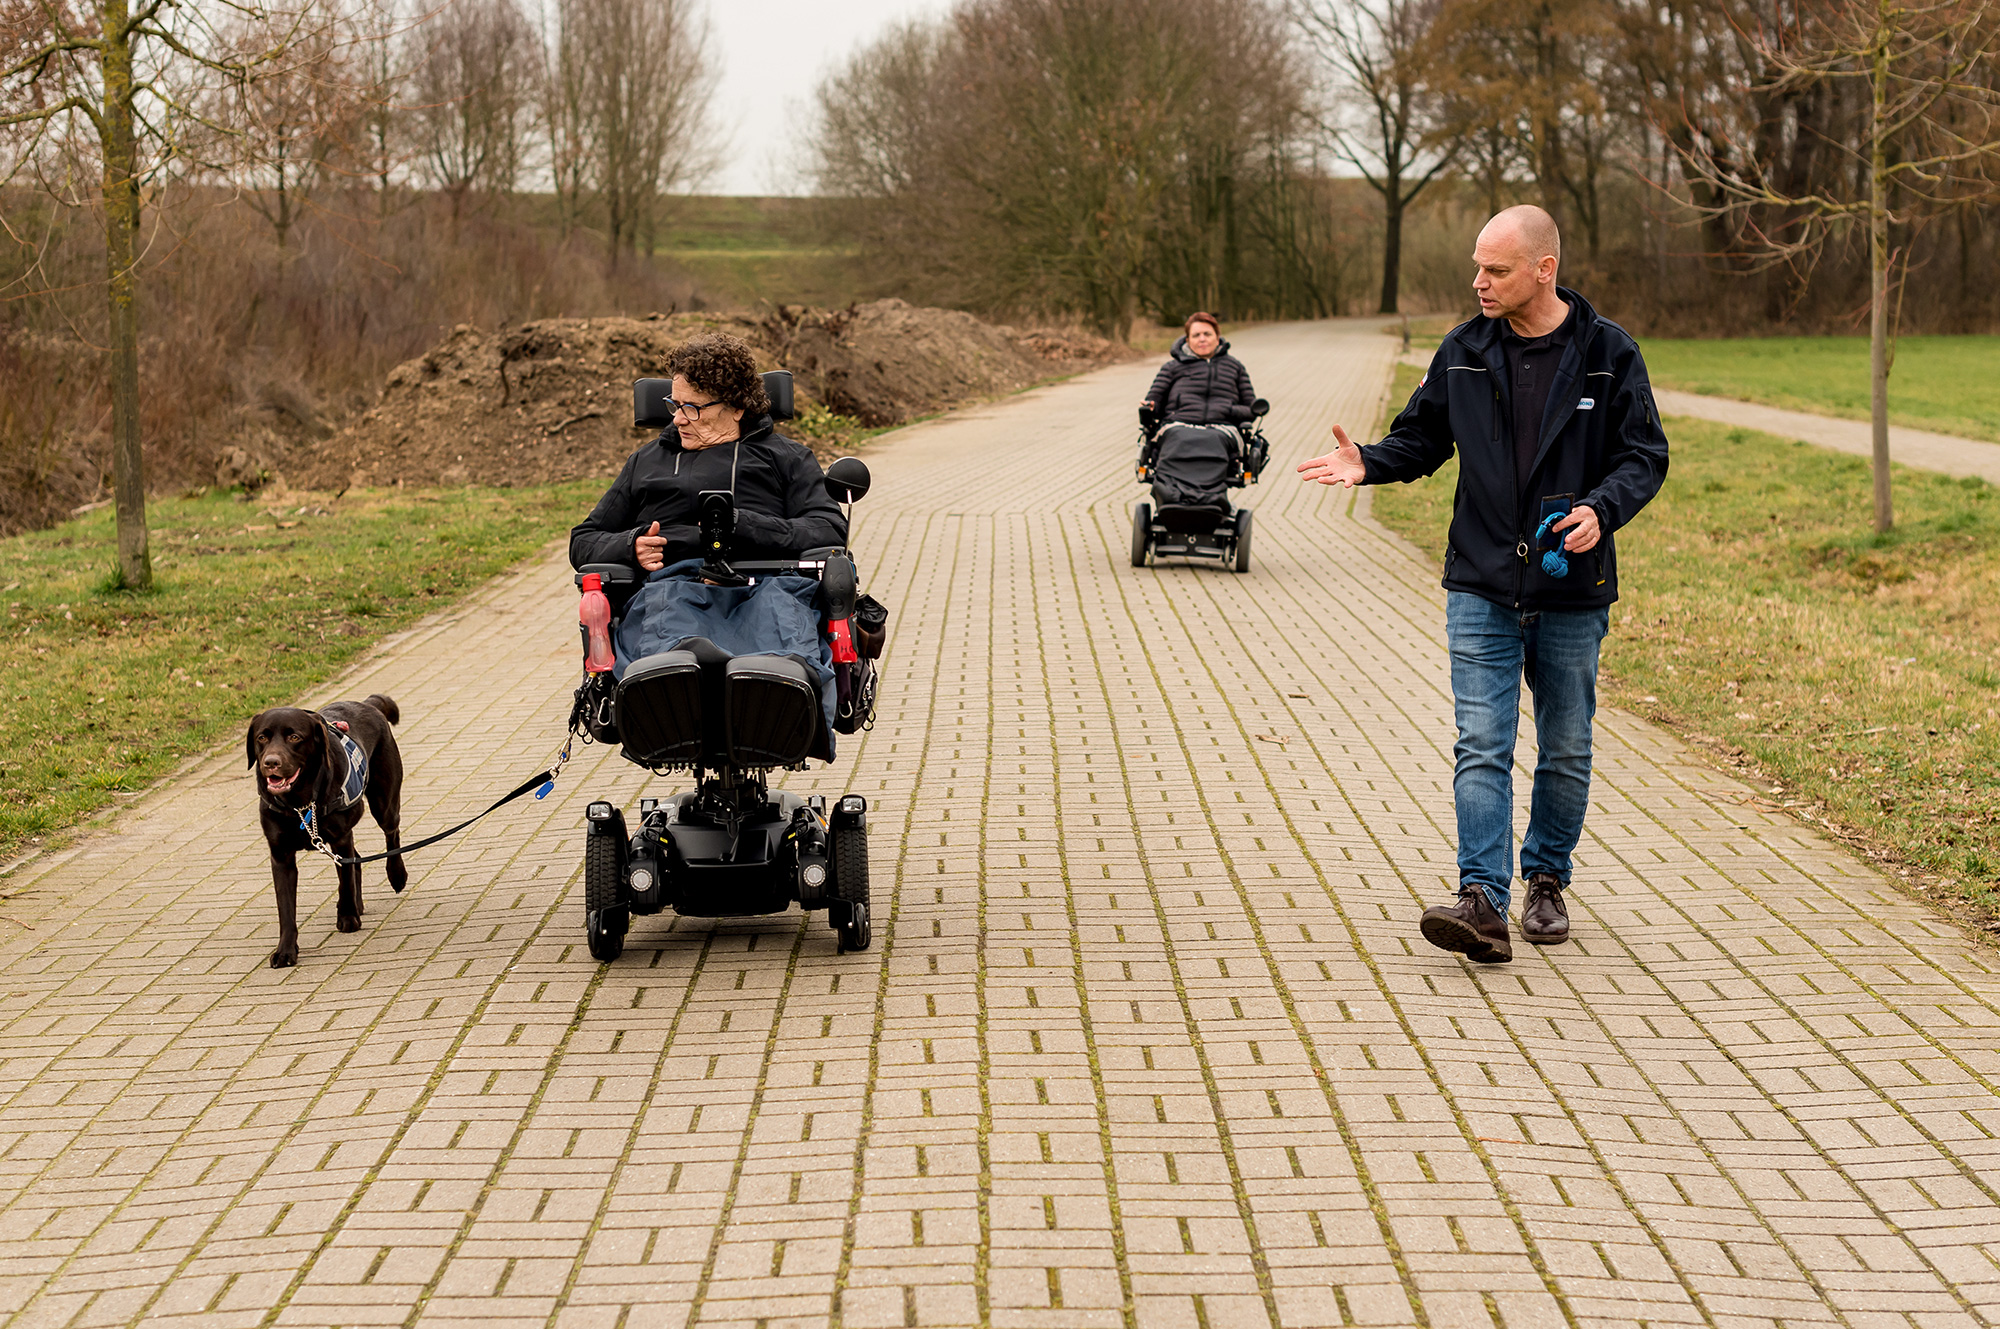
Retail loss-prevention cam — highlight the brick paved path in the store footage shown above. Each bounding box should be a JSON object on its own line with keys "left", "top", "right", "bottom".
{"left": 4, "top": 319, "right": 2000, "bottom": 1329}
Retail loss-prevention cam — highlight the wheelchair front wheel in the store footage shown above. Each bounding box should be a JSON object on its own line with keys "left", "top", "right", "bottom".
{"left": 584, "top": 830, "right": 628, "bottom": 962}
{"left": 1131, "top": 502, "right": 1152, "bottom": 568}
{"left": 832, "top": 822, "right": 872, "bottom": 952}
{"left": 1233, "top": 509, "right": 1253, "bottom": 574}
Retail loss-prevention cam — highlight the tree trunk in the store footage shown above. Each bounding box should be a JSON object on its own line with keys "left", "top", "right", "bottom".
{"left": 101, "top": 0, "right": 150, "bottom": 590}
{"left": 1867, "top": 8, "right": 1894, "bottom": 534}
{"left": 1379, "top": 186, "right": 1403, "bottom": 315}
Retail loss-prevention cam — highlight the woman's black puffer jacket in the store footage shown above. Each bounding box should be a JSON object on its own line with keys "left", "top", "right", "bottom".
{"left": 1145, "top": 336, "right": 1257, "bottom": 425}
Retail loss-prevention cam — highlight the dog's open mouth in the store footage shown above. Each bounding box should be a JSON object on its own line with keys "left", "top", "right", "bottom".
{"left": 265, "top": 771, "right": 299, "bottom": 794}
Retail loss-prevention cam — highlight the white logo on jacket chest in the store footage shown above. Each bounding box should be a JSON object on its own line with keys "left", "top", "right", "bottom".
{"left": 1577, "top": 398, "right": 1595, "bottom": 410}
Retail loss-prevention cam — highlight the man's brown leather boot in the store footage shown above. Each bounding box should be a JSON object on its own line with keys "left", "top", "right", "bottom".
{"left": 1419, "top": 884, "right": 1513, "bottom": 964}
{"left": 1520, "top": 872, "right": 1570, "bottom": 945}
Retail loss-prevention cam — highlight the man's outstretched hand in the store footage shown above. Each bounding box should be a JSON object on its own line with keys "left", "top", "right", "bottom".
{"left": 1297, "top": 424, "right": 1367, "bottom": 488}
{"left": 635, "top": 520, "right": 667, "bottom": 572}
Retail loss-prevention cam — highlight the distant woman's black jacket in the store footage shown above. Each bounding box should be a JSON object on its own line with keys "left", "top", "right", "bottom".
{"left": 569, "top": 414, "right": 846, "bottom": 571}
{"left": 1361, "top": 288, "right": 1669, "bottom": 611}
{"left": 1146, "top": 337, "right": 1257, "bottom": 425}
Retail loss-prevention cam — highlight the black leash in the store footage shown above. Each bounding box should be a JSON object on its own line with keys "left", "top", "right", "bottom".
{"left": 297, "top": 733, "right": 577, "bottom": 871}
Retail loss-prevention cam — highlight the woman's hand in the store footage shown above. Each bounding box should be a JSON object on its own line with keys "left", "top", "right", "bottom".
{"left": 636, "top": 520, "right": 667, "bottom": 571}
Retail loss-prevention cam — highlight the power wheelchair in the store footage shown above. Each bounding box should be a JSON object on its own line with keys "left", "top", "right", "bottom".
{"left": 568, "top": 371, "right": 886, "bottom": 961}
{"left": 1130, "top": 399, "right": 1271, "bottom": 573}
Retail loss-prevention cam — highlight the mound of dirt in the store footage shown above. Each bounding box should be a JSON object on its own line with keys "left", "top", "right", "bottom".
{"left": 292, "top": 300, "right": 1136, "bottom": 490}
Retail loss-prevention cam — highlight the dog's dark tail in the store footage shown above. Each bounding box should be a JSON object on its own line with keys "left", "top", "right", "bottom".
{"left": 363, "top": 694, "right": 401, "bottom": 726}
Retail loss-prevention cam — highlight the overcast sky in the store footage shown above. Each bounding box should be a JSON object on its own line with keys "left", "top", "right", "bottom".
{"left": 705, "top": 0, "right": 953, "bottom": 195}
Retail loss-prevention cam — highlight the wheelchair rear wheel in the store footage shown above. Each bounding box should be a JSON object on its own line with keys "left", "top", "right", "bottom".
{"left": 1233, "top": 509, "right": 1253, "bottom": 574}
{"left": 584, "top": 831, "right": 628, "bottom": 962}
{"left": 1131, "top": 502, "right": 1151, "bottom": 567}
{"left": 832, "top": 822, "right": 872, "bottom": 952}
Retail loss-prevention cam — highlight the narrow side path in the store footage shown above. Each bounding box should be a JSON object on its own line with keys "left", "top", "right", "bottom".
{"left": 1652, "top": 389, "right": 2000, "bottom": 483}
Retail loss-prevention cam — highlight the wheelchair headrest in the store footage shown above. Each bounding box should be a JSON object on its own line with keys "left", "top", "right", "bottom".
{"left": 631, "top": 369, "right": 797, "bottom": 429}
{"left": 762, "top": 370, "right": 795, "bottom": 422}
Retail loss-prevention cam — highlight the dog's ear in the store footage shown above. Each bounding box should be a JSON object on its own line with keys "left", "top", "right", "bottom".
{"left": 245, "top": 714, "right": 264, "bottom": 769}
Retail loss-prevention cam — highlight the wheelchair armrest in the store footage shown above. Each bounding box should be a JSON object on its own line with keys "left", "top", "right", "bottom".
{"left": 575, "top": 562, "right": 638, "bottom": 589}
{"left": 575, "top": 562, "right": 641, "bottom": 617}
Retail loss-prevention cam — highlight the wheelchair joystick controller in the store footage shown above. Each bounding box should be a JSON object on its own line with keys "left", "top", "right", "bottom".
{"left": 698, "top": 490, "right": 747, "bottom": 587}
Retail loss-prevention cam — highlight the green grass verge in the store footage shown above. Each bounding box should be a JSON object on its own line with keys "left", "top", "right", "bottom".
{"left": 1369, "top": 371, "right": 2000, "bottom": 917}
{"left": 1389, "top": 321, "right": 2000, "bottom": 444}
{"left": 0, "top": 482, "right": 601, "bottom": 869}
{"left": 1644, "top": 334, "right": 2000, "bottom": 444}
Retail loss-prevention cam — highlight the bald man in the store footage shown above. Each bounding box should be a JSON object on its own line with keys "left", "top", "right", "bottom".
{"left": 1298, "top": 205, "right": 1669, "bottom": 963}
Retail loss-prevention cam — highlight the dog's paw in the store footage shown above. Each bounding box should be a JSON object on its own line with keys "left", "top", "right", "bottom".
{"left": 270, "top": 949, "right": 298, "bottom": 969}
{"left": 337, "top": 914, "right": 363, "bottom": 933}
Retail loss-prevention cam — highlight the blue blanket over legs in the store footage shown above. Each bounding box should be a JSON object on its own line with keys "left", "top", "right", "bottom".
{"left": 613, "top": 559, "right": 837, "bottom": 726}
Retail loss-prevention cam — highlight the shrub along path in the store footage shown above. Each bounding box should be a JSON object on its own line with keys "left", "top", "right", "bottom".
{"left": 1, "top": 320, "right": 1998, "bottom": 1328}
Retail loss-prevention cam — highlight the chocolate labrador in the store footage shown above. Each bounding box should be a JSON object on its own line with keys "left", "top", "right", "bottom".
{"left": 246, "top": 695, "right": 407, "bottom": 967}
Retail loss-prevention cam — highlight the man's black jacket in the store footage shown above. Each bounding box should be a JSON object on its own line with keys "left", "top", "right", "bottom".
{"left": 569, "top": 414, "right": 846, "bottom": 570}
{"left": 1146, "top": 336, "right": 1257, "bottom": 425}
{"left": 1362, "top": 288, "right": 1669, "bottom": 610}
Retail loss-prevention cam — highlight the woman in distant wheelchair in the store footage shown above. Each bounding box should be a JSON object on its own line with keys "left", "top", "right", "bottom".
{"left": 1138, "top": 312, "right": 1261, "bottom": 523}
{"left": 571, "top": 333, "right": 845, "bottom": 574}
{"left": 1141, "top": 311, "right": 1258, "bottom": 432}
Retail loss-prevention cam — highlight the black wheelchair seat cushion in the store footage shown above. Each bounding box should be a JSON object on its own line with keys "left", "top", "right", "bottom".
{"left": 726, "top": 654, "right": 822, "bottom": 767}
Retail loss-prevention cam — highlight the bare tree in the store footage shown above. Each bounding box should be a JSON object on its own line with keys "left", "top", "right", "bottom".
{"left": 560, "top": 0, "right": 718, "bottom": 262}
{"left": 808, "top": 0, "right": 1332, "bottom": 334}
{"left": 212, "top": 0, "right": 358, "bottom": 251}
{"left": 1292, "top": 0, "right": 1458, "bottom": 313}
{"left": 535, "top": 0, "right": 592, "bottom": 240}
{"left": 347, "top": 0, "right": 417, "bottom": 217}
{"left": 1675, "top": 0, "right": 2000, "bottom": 532}
{"left": 406, "top": 0, "right": 535, "bottom": 228}
{"left": 0, "top": 0, "right": 307, "bottom": 589}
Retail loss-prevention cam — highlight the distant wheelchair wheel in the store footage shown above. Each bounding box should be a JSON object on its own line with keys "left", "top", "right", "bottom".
{"left": 1131, "top": 502, "right": 1152, "bottom": 568}
{"left": 832, "top": 823, "right": 871, "bottom": 952}
{"left": 584, "top": 830, "right": 627, "bottom": 962}
{"left": 1233, "top": 509, "right": 1253, "bottom": 574}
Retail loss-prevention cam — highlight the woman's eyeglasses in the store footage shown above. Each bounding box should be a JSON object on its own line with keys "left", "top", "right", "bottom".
{"left": 671, "top": 397, "right": 721, "bottom": 419}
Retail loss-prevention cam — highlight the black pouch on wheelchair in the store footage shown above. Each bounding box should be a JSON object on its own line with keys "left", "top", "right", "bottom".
{"left": 852, "top": 594, "right": 888, "bottom": 660}
{"left": 835, "top": 657, "right": 878, "bottom": 735}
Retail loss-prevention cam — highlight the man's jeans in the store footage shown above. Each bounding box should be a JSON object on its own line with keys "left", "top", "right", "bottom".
{"left": 1446, "top": 592, "right": 1609, "bottom": 913}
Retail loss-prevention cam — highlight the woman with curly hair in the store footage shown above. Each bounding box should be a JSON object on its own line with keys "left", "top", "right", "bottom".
{"left": 570, "top": 332, "right": 846, "bottom": 572}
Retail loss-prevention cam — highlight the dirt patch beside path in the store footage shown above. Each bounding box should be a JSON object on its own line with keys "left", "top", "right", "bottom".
{"left": 291, "top": 300, "right": 1136, "bottom": 490}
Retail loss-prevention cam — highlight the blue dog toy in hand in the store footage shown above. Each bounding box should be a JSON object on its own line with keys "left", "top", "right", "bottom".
{"left": 1536, "top": 511, "right": 1571, "bottom": 578}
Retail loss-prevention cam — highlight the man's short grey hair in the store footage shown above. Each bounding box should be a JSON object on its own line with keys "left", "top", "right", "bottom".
{"left": 1489, "top": 204, "right": 1561, "bottom": 267}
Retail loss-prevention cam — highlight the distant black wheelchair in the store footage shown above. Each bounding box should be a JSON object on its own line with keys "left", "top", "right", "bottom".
{"left": 568, "top": 371, "right": 887, "bottom": 961}
{"left": 1130, "top": 399, "right": 1270, "bottom": 573}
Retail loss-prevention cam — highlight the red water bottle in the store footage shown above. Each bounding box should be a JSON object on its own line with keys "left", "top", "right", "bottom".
{"left": 579, "top": 573, "right": 615, "bottom": 673}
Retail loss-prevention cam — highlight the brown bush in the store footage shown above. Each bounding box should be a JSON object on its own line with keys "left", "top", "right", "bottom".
{"left": 0, "top": 187, "right": 702, "bottom": 535}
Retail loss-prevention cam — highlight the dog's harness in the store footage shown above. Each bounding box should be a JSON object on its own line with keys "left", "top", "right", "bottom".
{"left": 328, "top": 724, "right": 369, "bottom": 811}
